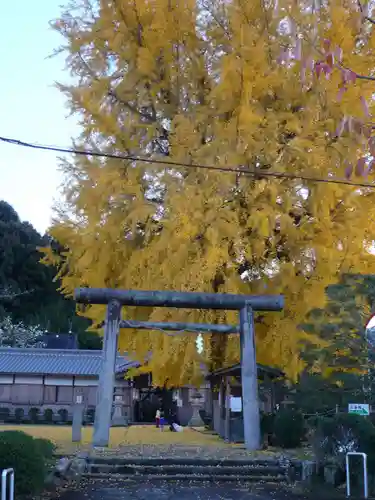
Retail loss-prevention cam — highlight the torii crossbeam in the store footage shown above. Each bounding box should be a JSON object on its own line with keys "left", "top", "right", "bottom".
{"left": 75, "top": 288, "right": 284, "bottom": 451}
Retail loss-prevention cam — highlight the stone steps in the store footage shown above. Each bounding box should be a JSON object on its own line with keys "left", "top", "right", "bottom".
{"left": 85, "top": 457, "right": 289, "bottom": 484}
{"left": 88, "top": 463, "right": 284, "bottom": 476}
{"left": 83, "top": 472, "right": 287, "bottom": 482}
{"left": 87, "top": 457, "right": 282, "bottom": 466}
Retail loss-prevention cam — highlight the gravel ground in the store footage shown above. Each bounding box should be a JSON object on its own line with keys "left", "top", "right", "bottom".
{"left": 83, "top": 444, "right": 282, "bottom": 460}
{"left": 83, "top": 443, "right": 312, "bottom": 461}
{"left": 57, "top": 478, "right": 306, "bottom": 500}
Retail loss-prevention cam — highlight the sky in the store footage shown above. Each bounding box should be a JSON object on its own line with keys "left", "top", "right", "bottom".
{"left": 0, "top": 2, "right": 78, "bottom": 235}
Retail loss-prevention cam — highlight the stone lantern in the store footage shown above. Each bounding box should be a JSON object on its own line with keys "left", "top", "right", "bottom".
{"left": 189, "top": 389, "right": 204, "bottom": 426}
{"left": 111, "top": 387, "right": 127, "bottom": 426}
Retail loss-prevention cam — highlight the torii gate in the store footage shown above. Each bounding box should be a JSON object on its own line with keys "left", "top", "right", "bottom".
{"left": 74, "top": 288, "right": 284, "bottom": 451}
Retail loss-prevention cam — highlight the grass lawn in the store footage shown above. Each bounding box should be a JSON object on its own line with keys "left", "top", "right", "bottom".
{"left": 0, "top": 424, "right": 234, "bottom": 454}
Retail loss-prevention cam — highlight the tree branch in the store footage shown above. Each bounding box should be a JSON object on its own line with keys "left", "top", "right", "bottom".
{"left": 0, "top": 288, "right": 35, "bottom": 302}
{"left": 357, "top": 0, "right": 375, "bottom": 25}
{"left": 107, "top": 88, "right": 155, "bottom": 123}
{"left": 76, "top": 51, "right": 156, "bottom": 123}
{"left": 286, "top": 13, "right": 375, "bottom": 83}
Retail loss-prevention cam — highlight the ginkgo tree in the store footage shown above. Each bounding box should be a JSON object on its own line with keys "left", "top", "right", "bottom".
{"left": 42, "top": 0, "right": 375, "bottom": 386}
{"left": 279, "top": 0, "right": 375, "bottom": 179}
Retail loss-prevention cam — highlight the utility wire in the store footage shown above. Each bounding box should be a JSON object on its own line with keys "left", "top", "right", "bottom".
{"left": 1, "top": 134, "right": 375, "bottom": 190}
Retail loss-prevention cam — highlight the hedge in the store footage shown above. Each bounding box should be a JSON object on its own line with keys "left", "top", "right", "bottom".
{"left": 0, "top": 430, "right": 54, "bottom": 495}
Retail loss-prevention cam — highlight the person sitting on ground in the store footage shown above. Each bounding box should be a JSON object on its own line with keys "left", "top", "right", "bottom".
{"left": 168, "top": 409, "right": 181, "bottom": 432}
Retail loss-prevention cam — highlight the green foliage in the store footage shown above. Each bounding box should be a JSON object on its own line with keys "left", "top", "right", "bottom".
{"left": 292, "top": 372, "right": 364, "bottom": 415}
{"left": 85, "top": 408, "right": 95, "bottom": 424}
{"left": 300, "top": 273, "right": 375, "bottom": 377}
{"left": 292, "top": 273, "right": 375, "bottom": 414}
{"left": 273, "top": 409, "right": 305, "bottom": 449}
{"left": 0, "top": 407, "right": 10, "bottom": 422}
{"left": 0, "top": 200, "right": 94, "bottom": 343}
{"left": 28, "top": 407, "right": 40, "bottom": 423}
{"left": 33, "top": 437, "right": 56, "bottom": 460}
{"left": 77, "top": 330, "right": 102, "bottom": 350}
{"left": 260, "top": 412, "right": 277, "bottom": 446}
{"left": 58, "top": 408, "right": 68, "bottom": 423}
{"left": 310, "top": 413, "right": 375, "bottom": 486}
{"left": 44, "top": 408, "right": 54, "bottom": 423}
{"left": 0, "top": 201, "right": 51, "bottom": 320}
{"left": 0, "top": 201, "right": 41, "bottom": 281}
{"left": 0, "top": 316, "right": 44, "bottom": 348}
{"left": 0, "top": 431, "right": 48, "bottom": 494}
{"left": 260, "top": 413, "right": 275, "bottom": 437}
{"left": 14, "top": 408, "right": 24, "bottom": 423}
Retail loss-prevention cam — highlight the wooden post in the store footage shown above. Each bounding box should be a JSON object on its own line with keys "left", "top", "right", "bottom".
{"left": 92, "top": 300, "right": 121, "bottom": 447}
{"left": 72, "top": 400, "right": 84, "bottom": 442}
{"left": 209, "top": 378, "right": 214, "bottom": 427}
{"left": 240, "top": 304, "right": 260, "bottom": 451}
{"left": 264, "top": 373, "right": 270, "bottom": 413}
{"left": 270, "top": 376, "right": 276, "bottom": 412}
{"left": 224, "top": 377, "right": 231, "bottom": 442}
{"left": 219, "top": 378, "right": 225, "bottom": 438}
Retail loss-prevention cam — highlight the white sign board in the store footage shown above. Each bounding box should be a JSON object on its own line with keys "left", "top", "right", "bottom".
{"left": 348, "top": 404, "right": 370, "bottom": 416}
{"left": 230, "top": 396, "right": 242, "bottom": 412}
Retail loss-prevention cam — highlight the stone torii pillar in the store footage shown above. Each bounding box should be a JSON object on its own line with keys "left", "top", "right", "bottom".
{"left": 74, "top": 288, "right": 284, "bottom": 450}
{"left": 93, "top": 300, "right": 121, "bottom": 447}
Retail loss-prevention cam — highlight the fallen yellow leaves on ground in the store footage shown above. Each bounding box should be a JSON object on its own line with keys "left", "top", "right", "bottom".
{"left": 0, "top": 424, "right": 232, "bottom": 454}
{"left": 0, "top": 424, "right": 313, "bottom": 460}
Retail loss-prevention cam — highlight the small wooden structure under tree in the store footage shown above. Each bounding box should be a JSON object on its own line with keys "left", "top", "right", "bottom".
{"left": 206, "top": 363, "right": 284, "bottom": 443}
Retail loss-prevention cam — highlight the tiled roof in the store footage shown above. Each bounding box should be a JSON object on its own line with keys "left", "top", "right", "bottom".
{"left": 0, "top": 348, "right": 139, "bottom": 376}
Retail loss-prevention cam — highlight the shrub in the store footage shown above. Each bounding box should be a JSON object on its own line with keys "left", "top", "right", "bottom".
{"left": 273, "top": 408, "right": 305, "bottom": 448}
{"left": 44, "top": 408, "right": 53, "bottom": 423}
{"left": 260, "top": 412, "right": 276, "bottom": 445}
{"left": 34, "top": 437, "right": 56, "bottom": 460}
{"left": 0, "top": 407, "right": 10, "bottom": 422}
{"left": 199, "top": 409, "right": 212, "bottom": 428}
{"left": 261, "top": 412, "right": 275, "bottom": 435}
{"left": 309, "top": 413, "right": 375, "bottom": 489}
{"left": 0, "top": 430, "right": 47, "bottom": 494}
{"left": 58, "top": 408, "right": 68, "bottom": 423}
{"left": 28, "top": 407, "right": 40, "bottom": 424}
{"left": 14, "top": 407, "right": 24, "bottom": 423}
{"left": 310, "top": 413, "right": 375, "bottom": 466}
{"left": 86, "top": 407, "right": 95, "bottom": 424}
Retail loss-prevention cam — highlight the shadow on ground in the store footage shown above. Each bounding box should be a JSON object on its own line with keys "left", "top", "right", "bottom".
{"left": 56, "top": 478, "right": 375, "bottom": 500}
{"left": 56, "top": 478, "right": 307, "bottom": 500}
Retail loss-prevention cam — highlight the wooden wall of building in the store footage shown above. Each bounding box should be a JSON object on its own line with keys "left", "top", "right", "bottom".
{"left": 0, "top": 374, "right": 132, "bottom": 417}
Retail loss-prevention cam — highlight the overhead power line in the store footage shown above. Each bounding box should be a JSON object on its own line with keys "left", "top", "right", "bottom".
{"left": 1, "top": 135, "right": 375, "bottom": 190}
